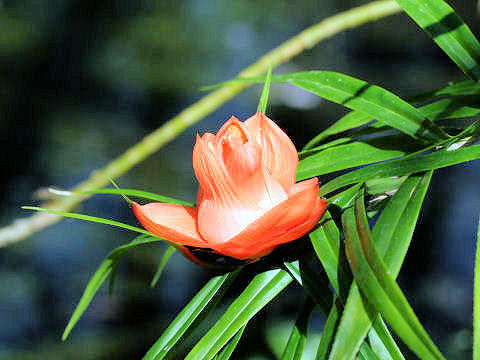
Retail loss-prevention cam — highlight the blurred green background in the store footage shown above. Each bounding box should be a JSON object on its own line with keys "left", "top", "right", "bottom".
{"left": 1, "top": 0, "right": 480, "bottom": 358}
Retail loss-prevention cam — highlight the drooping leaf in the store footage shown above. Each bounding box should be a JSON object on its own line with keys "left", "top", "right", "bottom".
{"left": 342, "top": 191, "right": 445, "bottom": 360}
{"left": 151, "top": 246, "right": 176, "bottom": 288}
{"left": 329, "top": 173, "right": 432, "bottom": 360}
{"left": 78, "top": 188, "right": 193, "bottom": 206}
{"left": 143, "top": 270, "right": 240, "bottom": 360}
{"left": 281, "top": 297, "right": 315, "bottom": 360}
{"left": 184, "top": 269, "right": 292, "bottom": 360}
{"left": 318, "top": 144, "right": 480, "bottom": 195}
{"left": 62, "top": 235, "right": 162, "bottom": 340}
{"left": 395, "top": 0, "right": 480, "bottom": 81}
{"left": 22, "top": 206, "right": 156, "bottom": 238}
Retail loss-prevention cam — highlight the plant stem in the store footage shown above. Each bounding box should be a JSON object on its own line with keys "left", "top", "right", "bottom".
{"left": 1, "top": 0, "right": 402, "bottom": 247}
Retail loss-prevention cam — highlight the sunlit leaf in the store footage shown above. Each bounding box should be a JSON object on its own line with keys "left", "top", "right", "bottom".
{"left": 395, "top": 0, "right": 480, "bottom": 81}
{"left": 185, "top": 269, "right": 292, "bottom": 360}
{"left": 342, "top": 191, "right": 445, "bottom": 359}
{"left": 297, "top": 134, "right": 422, "bottom": 180}
{"left": 302, "top": 111, "right": 373, "bottom": 150}
{"left": 330, "top": 173, "right": 432, "bottom": 360}
{"left": 368, "top": 316, "right": 405, "bottom": 360}
{"left": 143, "top": 270, "right": 240, "bottom": 360}
{"left": 318, "top": 144, "right": 480, "bottom": 196}
{"left": 213, "top": 324, "right": 246, "bottom": 360}
{"left": 358, "top": 342, "right": 381, "bottom": 360}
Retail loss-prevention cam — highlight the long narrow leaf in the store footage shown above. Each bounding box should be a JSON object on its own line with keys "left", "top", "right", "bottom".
{"left": 143, "top": 270, "right": 240, "bottom": 360}
{"left": 281, "top": 297, "right": 315, "bottom": 360}
{"left": 342, "top": 192, "right": 445, "bottom": 359}
{"left": 185, "top": 269, "right": 292, "bottom": 360}
{"left": 213, "top": 324, "right": 247, "bottom": 360}
{"left": 22, "top": 206, "right": 155, "bottom": 237}
{"left": 302, "top": 111, "right": 372, "bottom": 150}
{"left": 151, "top": 246, "right": 176, "bottom": 288}
{"left": 78, "top": 188, "right": 193, "bottom": 206}
{"left": 369, "top": 316, "right": 405, "bottom": 360}
{"left": 316, "top": 301, "right": 341, "bottom": 360}
{"left": 395, "top": 0, "right": 480, "bottom": 81}
{"left": 241, "top": 72, "right": 449, "bottom": 143}
{"left": 330, "top": 173, "right": 432, "bottom": 360}
{"left": 297, "top": 134, "right": 421, "bottom": 180}
{"left": 62, "top": 235, "right": 162, "bottom": 340}
{"left": 318, "top": 144, "right": 480, "bottom": 195}
{"left": 303, "top": 94, "right": 480, "bottom": 151}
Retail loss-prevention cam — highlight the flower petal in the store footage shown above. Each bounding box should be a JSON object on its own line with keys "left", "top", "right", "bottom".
{"left": 245, "top": 112, "right": 299, "bottom": 188}
{"left": 132, "top": 202, "right": 209, "bottom": 247}
{"left": 212, "top": 179, "right": 326, "bottom": 259}
{"left": 192, "top": 133, "right": 239, "bottom": 204}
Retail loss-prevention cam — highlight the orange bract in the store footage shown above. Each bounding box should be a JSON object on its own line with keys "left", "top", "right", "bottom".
{"left": 133, "top": 113, "right": 327, "bottom": 261}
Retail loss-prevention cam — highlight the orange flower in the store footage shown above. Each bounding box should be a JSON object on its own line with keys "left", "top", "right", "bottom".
{"left": 133, "top": 113, "right": 327, "bottom": 261}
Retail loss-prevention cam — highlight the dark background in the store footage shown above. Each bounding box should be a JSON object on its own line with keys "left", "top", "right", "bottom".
{"left": 0, "top": 0, "right": 479, "bottom": 358}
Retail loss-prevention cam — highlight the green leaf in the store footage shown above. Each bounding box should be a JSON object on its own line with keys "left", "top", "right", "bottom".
{"left": 62, "top": 235, "right": 162, "bottom": 340}
{"left": 213, "top": 325, "right": 246, "bottom": 360}
{"left": 257, "top": 64, "right": 272, "bottom": 114}
{"left": 368, "top": 316, "right": 405, "bottom": 360}
{"left": 410, "top": 79, "right": 480, "bottom": 103}
{"left": 78, "top": 188, "right": 193, "bottom": 206}
{"left": 22, "top": 206, "right": 156, "bottom": 238}
{"left": 318, "top": 144, "right": 480, "bottom": 196}
{"left": 227, "top": 72, "right": 450, "bottom": 142}
{"left": 365, "top": 176, "right": 407, "bottom": 195}
{"left": 309, "top": 211, "right": 351, "bottom": 302}
{"left": 185, "top": 269, "right": 292, "bottom": 360}
{"left": 151, "top": 246, "right": 176, "bottom": 288}
{"left": 342, "top": 191, "right": 445, "bottom": 359}
{"left": 474, "top": 216, "right": 480, "bottom": 360}
{"left": 283, "top": 260, "right": 334, "bottom": 315}
{"left": 284, "top": 72, "right": 449, "bottom": 142}
{"left": 281, "top": 297, "right": 315, "bottom": 360}
{"left": 329, "top": 173, "right": 432, "bottom": 360}
{"left": 420, "top": 96, "right": 480, "bottom": 121}
{"left": 143, "top": 270, "right": 240, "bottom": 360}
{"left": 302, "top": 111, "right": 373, "bottom": 150}
{"left": 303, "top": 94, "right": 480, "bottom": 151}
{"left": 316, "top": 301, "right": 341, "bottom": 360}
{"left": 358, "top": 342, "right": 381, "bottom": 360}
{"left": 297, "top": 134, "right": 422, "bottom": 180}
{"left": 395, "top": 0, "right": 480, "bottom": 81}
{"left": 327, "top": 183, "right": 363, "bottom": 208}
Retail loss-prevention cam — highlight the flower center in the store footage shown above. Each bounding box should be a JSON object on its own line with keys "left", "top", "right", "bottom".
{"left": 224, "top": 123, "right": 248, "bottom": 144}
